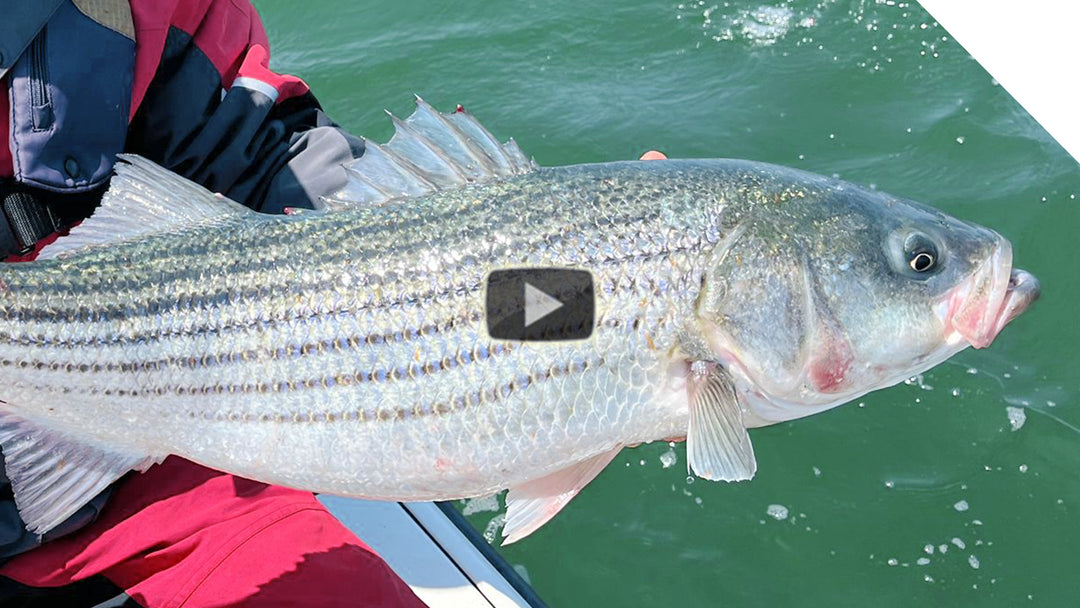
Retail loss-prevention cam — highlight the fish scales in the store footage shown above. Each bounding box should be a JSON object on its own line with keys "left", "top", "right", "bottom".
{"left": 0, "top": 162, "right": 725, "bottom": 500}
{"left": 0, "top": 100, "right": 1039, "bottom": 543}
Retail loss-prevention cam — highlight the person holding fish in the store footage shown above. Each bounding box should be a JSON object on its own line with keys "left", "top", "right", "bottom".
{"left": 0, "top": 1, "right": 1043, "bottom": 607}
{"left": 0, "top": 1, "right": 426, "bottom": 606}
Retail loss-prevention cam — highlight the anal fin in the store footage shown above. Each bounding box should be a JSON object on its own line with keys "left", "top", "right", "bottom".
{"left": 502, "top": 447, "right": 621, "bottom": 545}
{"left": 0, "top": 411, "right": 160, "bottom": 534}
{"left": 686, "top": 363, "right": 757, "bottom": 481}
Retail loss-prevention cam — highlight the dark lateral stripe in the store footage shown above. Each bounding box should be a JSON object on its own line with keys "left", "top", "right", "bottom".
{"left": 2, "top": 337, "right": 514, "bottom": 385}
{"left": 6, "top": 203, "right": 671, "bottom": 311}
{"left": 1, "top": 243, "right": 694, "bottom": 351}
{"left": 0, "top": 305, "right": 483, "bottom": 350}
{"left": 157, "top": 355, "right": 605, "bottom": 424}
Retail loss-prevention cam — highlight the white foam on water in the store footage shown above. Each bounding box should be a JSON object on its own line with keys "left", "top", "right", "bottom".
{"left": 968, "top": 554, "right": 981, "bottom": 569}
{"left": 917, "top": 557, "right": 931, "bottom": 566}
{"left": 923, "top": 544, "right": 934, "bottom": 555}
{"left": 677, "top": 1, "right": 825, "bottom": 47}
{"left": 952, "top": 537, "right": 967, "bottom": 550}
{"left": 483, "top": 513, "right": 507, "bottom": 544}
{"left": 1006, "top": 406, "right": 1027, "bottom": 431}
{"left": 954, "top": 499, "right": 969, "bottom": 512}
{"left": 766, "top": 504, "right": 790, "bottom": 520}
{"left": 513, "top": 563, "right": 531, "bottom": 584}
{"left": 813, "top": 466, "right": 822, "bottom": 478}
{"left": 462, "top": 494, "right": 501, "bottom": 516}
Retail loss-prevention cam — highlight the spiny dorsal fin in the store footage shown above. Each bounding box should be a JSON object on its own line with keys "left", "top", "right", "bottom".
{"left": 322, "top": 96, "right": 537, "bottom": 209}
{"left": 38, "top": 155, "right": 252, "bottom": 260}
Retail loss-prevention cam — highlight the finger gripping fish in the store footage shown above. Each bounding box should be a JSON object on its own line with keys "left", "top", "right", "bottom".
{"left": 0, "top": 99, "right": 1039, "bottom": 543}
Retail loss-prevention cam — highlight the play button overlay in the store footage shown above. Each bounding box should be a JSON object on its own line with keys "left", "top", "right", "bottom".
{"left": 486, "top": 268, "right": 594, "bottom": 341}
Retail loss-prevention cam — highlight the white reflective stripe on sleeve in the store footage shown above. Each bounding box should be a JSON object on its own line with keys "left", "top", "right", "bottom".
{"left": 231, "top": 77, "right": 279, "bottom": 103}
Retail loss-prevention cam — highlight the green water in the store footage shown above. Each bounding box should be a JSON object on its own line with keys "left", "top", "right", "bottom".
{"left": 255, "top": 1, "right": 1080, "bottom": 605}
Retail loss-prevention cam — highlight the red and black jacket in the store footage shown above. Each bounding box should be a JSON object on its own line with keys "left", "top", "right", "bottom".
{"left": 0, "top": 0, "right": 364, "bottom": 252}
{"left": 0, "top": 0, "right": 366, "bottom": 558}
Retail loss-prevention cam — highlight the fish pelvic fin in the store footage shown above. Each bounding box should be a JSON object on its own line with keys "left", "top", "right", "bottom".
{"left": 686, "top": 362, "right": 758, "bottom": 482}
{"left": 502, "top": 446, "right": 621, "bottom": 545}
{"left": 38, "top": 155, "right": 253, "bottom": 260}
{"left": 322, "top": 96, "right": 538, "bottom": 209}
{"left": 0, "top": 410, "right": 160, "bottom": 534}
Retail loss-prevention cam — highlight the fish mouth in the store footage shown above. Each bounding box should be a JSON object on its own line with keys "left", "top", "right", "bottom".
{"left": 941, "top": 241, "right": 1041, "bottom": 349}
{"left": 984, "top": 267, "right": 1040, "bottom": 344}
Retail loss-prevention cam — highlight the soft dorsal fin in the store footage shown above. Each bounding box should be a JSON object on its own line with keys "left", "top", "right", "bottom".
{"left": 322, "top": 96, "right": 537, "bottom": 209}
{"left": 38, "top": 155, "right": 252, "bottom": 260}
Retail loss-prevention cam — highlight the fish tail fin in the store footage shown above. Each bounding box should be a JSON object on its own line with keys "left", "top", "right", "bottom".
{"left": 0, "top": 409, "right": 160, "bottom": 534}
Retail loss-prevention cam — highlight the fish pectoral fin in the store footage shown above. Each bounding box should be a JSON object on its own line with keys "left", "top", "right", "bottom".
{"left": 38, "top": 155, "right": 253, "bottom": 260}
{"left": 502, "top": 446, "right": 621, "bottom": 545}
{"left": 686, "top": 363, "right": 757, "bottom": 482}
{"left": 0, "top": 411, "right": 161, "bottom": 534}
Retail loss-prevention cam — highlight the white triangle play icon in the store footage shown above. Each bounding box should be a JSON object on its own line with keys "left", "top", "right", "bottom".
{"left": 524, "top": 282, "right": 564, "bottom": 328}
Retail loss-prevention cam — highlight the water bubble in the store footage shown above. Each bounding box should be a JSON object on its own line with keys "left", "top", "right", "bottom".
{"left": 954, "top": 500, "right": 969, "bottom": 512}
{"left": 660, "top": 449, "right": 678, "bottom": 469}
{"left": 887, "top": 557, "right": 899, "bottom": 566}
{"left": 767, "top": 504, "right": 790, "bottom": 521}
{"left": 924, "top": 574, "right": 935, "bottom": 583}
{"left": 917, "top": 557, "right": 931, "bottom": 566}
{"left": 813, "top": 466, "right": 822, "bottom": 478}
{"left": 1006, "top": 406, "right": 1027, "bottom": 431}
{"left": 955, "top": 136, "right": 965, "bottom": 144}
{"left": 1019, "top": 464, "right": 1028, "bottom": 473}
{"left": 968, "top": 555, "right": 981, "bottom": 569}
{"left": 939, "top": 544, "right": 949, "bottom": 554}
{"left": 923, "top": 544, "right": 934, "bottom": 555}
{"left": 952, "top": 537, "right": 967, "bottom": 550}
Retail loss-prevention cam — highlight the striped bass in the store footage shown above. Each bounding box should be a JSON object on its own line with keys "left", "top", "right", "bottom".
{"left": 0, "top": 100, "right": 1039, "bottom": 543}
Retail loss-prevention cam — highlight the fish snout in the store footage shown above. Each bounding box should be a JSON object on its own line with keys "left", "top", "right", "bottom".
{"left": 989, "top": 268, "right": 1040, "bottom": 338}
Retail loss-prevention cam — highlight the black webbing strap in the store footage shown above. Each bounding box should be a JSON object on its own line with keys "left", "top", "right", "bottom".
{"left": 1, "top": 186, "right": 59, "bottom": 255}
{"left": 0, "top": 180, "right": 104, "bottom": 257}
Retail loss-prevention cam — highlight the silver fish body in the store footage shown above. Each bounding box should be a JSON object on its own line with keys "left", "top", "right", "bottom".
{"left": 0, "top": 103, "right": 1039, "bottom": 542}
{"left": 0, "top": 161, "right": 733, "bottom": 502}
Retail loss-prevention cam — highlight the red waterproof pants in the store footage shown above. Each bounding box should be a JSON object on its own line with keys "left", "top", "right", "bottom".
{"left": 0, "top": 457, "right": 426, "bottom": 607}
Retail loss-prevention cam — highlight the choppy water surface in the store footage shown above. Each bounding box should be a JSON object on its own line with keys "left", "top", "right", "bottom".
{"left": 255, "top": 0, "right": 1079, "bottom": 605}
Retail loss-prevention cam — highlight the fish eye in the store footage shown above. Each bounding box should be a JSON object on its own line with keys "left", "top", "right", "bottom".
{"left": 904, "top": 233, "right": 940, "bottom": 274}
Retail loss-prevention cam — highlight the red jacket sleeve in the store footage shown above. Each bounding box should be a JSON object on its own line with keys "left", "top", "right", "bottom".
{"left": 125, "top": 0, "right": 364, "bottom": 213}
